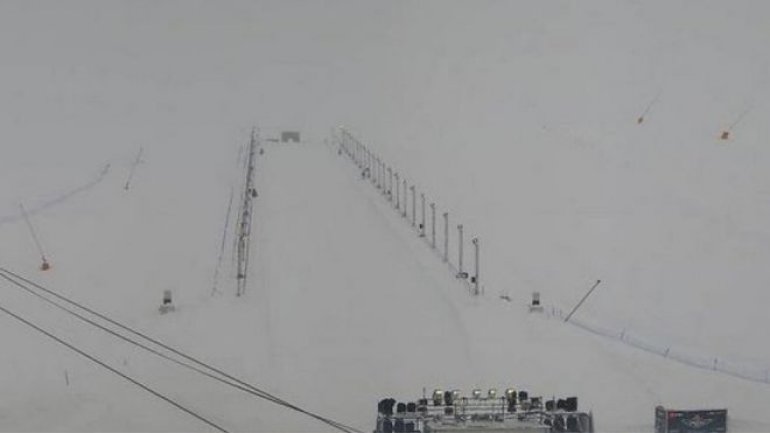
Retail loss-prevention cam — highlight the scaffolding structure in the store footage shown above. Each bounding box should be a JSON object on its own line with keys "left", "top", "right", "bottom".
{"left": 236, "top": 129, "right": 259, "bottom": 297}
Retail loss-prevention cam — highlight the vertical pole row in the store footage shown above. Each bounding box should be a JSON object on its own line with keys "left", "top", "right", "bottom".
{"left": 335, "top": 128, "right": 482, "bottom": 297}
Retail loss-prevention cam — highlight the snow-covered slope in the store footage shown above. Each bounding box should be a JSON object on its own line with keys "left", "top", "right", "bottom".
{"left": 342, "top": 1, "right": 770, "bottom": 367}
{"left": 2, "top": 1, "right": 770, "bottom": 432}
{"left": 4, "top": 140, "right": 770, "bottom": 432}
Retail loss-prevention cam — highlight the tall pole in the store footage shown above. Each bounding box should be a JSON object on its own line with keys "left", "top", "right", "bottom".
{"left": 410, "top": 185, "right": 416, "bottom": 227}
{"left": 443, "top": 212, "right": 449, "bottom": 262}
{"left": 383, "top": 162, "right": 387, "bottom": 194}
{"left": 388, "top": 167, "right": 393, "bottom": 201}
{"left": 20, "top": 203, "right": 50, "bottom": 270}
{"left": 564, "top": 280, "right": 602, "bottom": 323}
{"left": 381, "top": 161, "right": 386, "bottom": 192}
{"left": 395, "top": 172, "right": 400, "bottom": 210}
{"left": 420, "top": 193, "right": 426, "bottom": 237}
{"left": 402, "top": 179, "right": 407, "bottom": 218}
{"left": 430, "top": 203, "right": 436, "bottom": 248}
{"left": 472, "top": 237, "right": 480, "bottom": 295}
{"left": 124, "top": 147, "right": 143, "bottom": 191}
{"left": 457, "top": 224, "right": 464, "bottom": 278}
{"left": 371, "top": 154, "right": 376, "bottom": 185}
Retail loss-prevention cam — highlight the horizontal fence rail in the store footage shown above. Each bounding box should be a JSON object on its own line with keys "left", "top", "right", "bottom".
{"left": 546, "top": 305, "right": 770, "bottom": 385}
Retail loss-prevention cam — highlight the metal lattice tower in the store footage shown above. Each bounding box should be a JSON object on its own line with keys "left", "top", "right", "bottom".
{"left": 236, "top": 128, "right": 259, "bottom": 297}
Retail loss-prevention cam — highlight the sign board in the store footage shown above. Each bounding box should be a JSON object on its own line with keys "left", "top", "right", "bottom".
{"left": 656, "top": 406, "right": 727, "bottom": 433}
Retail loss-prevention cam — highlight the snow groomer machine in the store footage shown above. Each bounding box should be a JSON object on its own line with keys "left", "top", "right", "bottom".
{"left": 375, "top": 388, "right": 594, "bottom": 433}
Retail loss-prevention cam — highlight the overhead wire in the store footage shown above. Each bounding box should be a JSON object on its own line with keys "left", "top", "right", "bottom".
{"left": 0, "top": 267, "right": 362, "bottom": 433}
{"left": 0, "top": 270, "right": 358, "bottom": 433}
{"left": 0, "top": 301, "right": 229, "bottom": 433}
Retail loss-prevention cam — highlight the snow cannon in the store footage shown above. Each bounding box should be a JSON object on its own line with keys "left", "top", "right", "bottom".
{"left": 529, "top": 292, "right": 544, "bottom": 313}
{"left": 432, "top": 390, "right": 443, "bottom": 407}
{"left": 159, "top": 290, "right": 175, "bottom": 314}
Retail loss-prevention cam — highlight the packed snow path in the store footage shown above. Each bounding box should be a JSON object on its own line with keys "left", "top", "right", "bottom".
{"left": 250, "top": 142, "right": 480, "bottom": 428}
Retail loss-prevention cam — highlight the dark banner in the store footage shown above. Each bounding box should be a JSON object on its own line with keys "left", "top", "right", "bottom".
{"left": 656, "top": 406, "right": 727, "bottom": 433}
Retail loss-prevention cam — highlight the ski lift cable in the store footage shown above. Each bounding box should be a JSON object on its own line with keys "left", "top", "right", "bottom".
{"left": 0, "top": 277, "right": 356, "bottom": 433}
{"left": 0, "top": 270, "right": 359, "bottom": 433}
{"left": 0, "top": 301, "right": 229, "bottom": 433}
{"left": 0, "top": 268, "right": 361, "bottom": 433}
{"left": 0, "top": 270, "right": 360, "bottom": 433}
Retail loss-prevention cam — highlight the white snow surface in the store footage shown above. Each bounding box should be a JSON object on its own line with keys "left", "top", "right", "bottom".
{"left": 1, "top": 1, "right": 770, "bottom": 432}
